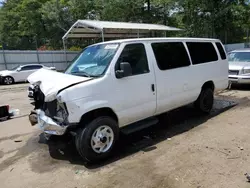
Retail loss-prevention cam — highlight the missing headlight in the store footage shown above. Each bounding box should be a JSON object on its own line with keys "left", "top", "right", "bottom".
{"left": 53, "top": 102, "right": 68, "bottom": 125}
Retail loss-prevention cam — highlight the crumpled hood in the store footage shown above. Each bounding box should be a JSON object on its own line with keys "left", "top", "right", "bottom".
{"left": 27, "top": 68, "right": 92, "bottom": 101}
{"left": 0, "top": 70, "right": 12, "bottom": 76}
{"left": 229, "top": 61, "right": 250, "bottom": 70}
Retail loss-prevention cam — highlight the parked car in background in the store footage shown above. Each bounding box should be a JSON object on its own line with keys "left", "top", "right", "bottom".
{"left": 228, "top": 49, "right": 250, "bottom": 84}
{"left": 27, "top": 38, "right": 228, "bottom": 162}
{"left": 0, "top": 64, "right": 56, "bottom": 85}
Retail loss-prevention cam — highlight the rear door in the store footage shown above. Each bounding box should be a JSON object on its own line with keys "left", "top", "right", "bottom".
{"left": 185, "top": 42, "right": 223, "bottom": 92}
{"left": 150, "top": 41, "right": 193, "bottom": 114}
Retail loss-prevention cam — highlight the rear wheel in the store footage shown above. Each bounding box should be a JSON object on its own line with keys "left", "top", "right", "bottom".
{"left": 3, "top": 76, "right": 14, "bottom": 85}
{"left": 194, "top": 88, "right": 214, "bottom": 114}
{"left": 75, "top": 116, "right": 119, "bottom": 162}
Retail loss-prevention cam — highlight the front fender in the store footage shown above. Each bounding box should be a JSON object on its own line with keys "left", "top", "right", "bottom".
{"left": 1, "top": 73, "right": 12, "bottom": 77}
{"left": 65, "top": 97, "right": 111, "bottom": 123}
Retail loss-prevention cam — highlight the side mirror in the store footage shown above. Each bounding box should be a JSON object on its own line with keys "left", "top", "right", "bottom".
{"left": 16, "top": 68, "right": 21, "bottom": 72}
{"left": 115, "top": 62, "right": 132, "bottom": 78}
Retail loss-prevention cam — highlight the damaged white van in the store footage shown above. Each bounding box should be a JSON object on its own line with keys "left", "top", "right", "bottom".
{"left": 28, "top": 38, "right": 228, "bottom": 162}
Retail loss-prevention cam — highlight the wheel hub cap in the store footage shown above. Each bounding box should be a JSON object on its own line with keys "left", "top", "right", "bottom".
{"left": 100, "top": 136, "right": 107, "bottom": 143}
{"left": 91, "top": 125, "right": 114, "bottom": 154}
{"left": 4, "top": 77, "right": 12, "bottom": 84}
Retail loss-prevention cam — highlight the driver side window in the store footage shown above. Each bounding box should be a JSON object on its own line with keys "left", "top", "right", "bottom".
{"left": 117, "top": 43, "right": 149, "bottom": 76}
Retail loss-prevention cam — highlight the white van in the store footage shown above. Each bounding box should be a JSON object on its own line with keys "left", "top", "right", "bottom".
{"left": 28, "top": 38, "right": 228, "bottom": 162}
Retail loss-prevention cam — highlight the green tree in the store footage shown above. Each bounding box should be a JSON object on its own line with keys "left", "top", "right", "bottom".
{"left": 1, "top": 0, "right": 250, "bottom": 49}
{"left": 0, "top": 0, "right": 48, "bottom": 49}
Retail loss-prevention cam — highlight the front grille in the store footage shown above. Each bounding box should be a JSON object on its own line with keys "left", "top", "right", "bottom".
{"left": 33, "top": 85, "right": 67, "bottom": 123}
{"left": 33, "top": 86, "right": 45, "bottom": 109}
{"left": 33, "top": 85, "right": 57, "bottom": 118}
{"left": 43, "top": 100, "right": 57, "bottom": 118}
{"left": 28, "top": 86, "right": 33, "bottom": 91}
{"left": 229, "top": 70, "right": 239, "bottom": 75}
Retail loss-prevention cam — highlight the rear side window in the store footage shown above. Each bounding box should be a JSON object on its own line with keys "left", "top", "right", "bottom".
{"left": 215, "top": 42, "right": 227, "bottom": 60}
{"left": 151, "top": 42, "right": 190, "bottom": 70}
{"left": 186, "top": 42, "right": 218, "bottom": 64}
{"left": 21, "top": 65, "right": 42, "bottom": 71}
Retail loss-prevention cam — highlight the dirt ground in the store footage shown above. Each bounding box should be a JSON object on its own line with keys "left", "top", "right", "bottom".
{"left": 1, "top": 84, "right": 250, "bottom": 188}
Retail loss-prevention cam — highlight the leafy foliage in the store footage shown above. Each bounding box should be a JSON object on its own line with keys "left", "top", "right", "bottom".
{"left": 0, "top": 0, "right": 250, "bottom": 49}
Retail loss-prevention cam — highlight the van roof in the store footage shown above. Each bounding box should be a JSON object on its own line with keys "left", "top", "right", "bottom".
{"left": 93, "top": 37, "right": 221, "bottom": 46}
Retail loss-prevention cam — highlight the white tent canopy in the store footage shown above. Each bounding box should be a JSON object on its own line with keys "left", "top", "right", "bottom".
{"left": 62, "top": 20, "right": 182, "bottom": 63}
{"left": 62, "top": 20, "right": 182, "bottom": 41}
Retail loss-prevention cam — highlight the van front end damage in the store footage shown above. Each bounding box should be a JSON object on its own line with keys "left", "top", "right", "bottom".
{"left": 27, "top": 68, "right": 92, "bottom": 136}
{"left": 28, "top": 84, "right": 70, "bottom": 136}
{"left": 29, "top": 109, "right": 68, "bottom": 135}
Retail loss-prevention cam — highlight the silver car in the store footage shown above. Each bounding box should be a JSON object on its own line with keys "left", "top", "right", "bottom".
{"left": 228, "top": 49, "right": 250, "bottom": 84}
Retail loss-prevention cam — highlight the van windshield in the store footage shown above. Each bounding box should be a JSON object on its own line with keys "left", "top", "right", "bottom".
{"left": 65, "top": 43, "right": 119, "bottom": 77}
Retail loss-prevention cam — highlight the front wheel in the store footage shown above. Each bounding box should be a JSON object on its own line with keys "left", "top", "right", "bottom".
{"left": 194, "top": 88, "right": 214, "bottom": 114}
{"left": 3, "top": 76, "right": 14, "bottom": 85}
{"left": 75, "top": 116, "right": 119, "bottom": 162}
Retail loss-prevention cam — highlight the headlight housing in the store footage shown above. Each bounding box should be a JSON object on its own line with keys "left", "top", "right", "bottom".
{"left": 52, "top": 96, "right": 68, "bottom": 125}
{"left": 242, "top": 68, "right": 250, "bottom": 74}
{"left": 52, "top": 102, "right": 68, "bottom": 125}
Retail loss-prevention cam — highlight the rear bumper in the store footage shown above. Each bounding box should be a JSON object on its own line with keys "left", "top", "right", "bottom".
{"left": 229, "top": 75, "right": 250, "bottom": 84}
{"left": 29, "top": 110, "right": 68, "bottom": 135}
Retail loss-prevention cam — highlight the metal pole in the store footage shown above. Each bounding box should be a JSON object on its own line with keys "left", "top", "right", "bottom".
{"left": 2, "top": 44, "right": 7, "bottom": 69}
{"left": 35, "top": 35, "right": 40, "bottom": 64}
{"left": 247, "top": 28, "right": 249, "bottom": 45}
{"left": 225, "top": 30, "right": 227, "bottom": 44}
{"left": 137, "top": 30, "right": 140, "bottom": 38}
{"left": 101, "top": 30, "right": 104, "bottom": 42}
{"left": 63, "top": 39, "right": 67, "bottom": 64}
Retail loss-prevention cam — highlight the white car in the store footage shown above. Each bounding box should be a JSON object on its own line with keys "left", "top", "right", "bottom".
{"left": 28, "top": 38, "right": 228, "bottom": 162}
{"left": 0, "top": 64, "right": 56, "bottom": 85}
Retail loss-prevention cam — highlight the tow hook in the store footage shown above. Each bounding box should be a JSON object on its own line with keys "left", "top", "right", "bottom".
{"left": 29, "top": 110, "right": 38, "bottom": 126}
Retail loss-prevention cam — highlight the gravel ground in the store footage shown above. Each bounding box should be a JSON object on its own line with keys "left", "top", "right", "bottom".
{"left": 0, "top": 84, "right": 250, "bottom": 188}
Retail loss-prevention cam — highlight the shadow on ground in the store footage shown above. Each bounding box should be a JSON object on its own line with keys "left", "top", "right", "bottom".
{"left": 38, "top": 98, "right": 238, "bottom": 169}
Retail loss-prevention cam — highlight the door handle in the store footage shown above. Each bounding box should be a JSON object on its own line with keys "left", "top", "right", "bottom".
{"left": 151, "top": 84, "right": 155, "bottom": 92}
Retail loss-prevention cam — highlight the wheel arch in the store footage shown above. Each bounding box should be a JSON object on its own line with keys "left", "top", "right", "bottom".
{"left": 202, "top": 80, "right": 215, "bottom": 92}
{"left": 79, "top": 107, "right": 119, "bottom": 128}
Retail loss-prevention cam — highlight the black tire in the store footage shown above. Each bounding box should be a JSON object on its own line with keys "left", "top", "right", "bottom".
{"left": 194, "top": 88, "right": 214, "bottom": 114}
{"left": 75, "top": 116, "right": 119, "bottom": 162}
{"left": 3, "top": 76, "right": 14, "bottom": 85}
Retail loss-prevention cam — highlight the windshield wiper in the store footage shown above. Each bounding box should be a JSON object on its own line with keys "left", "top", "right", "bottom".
{"left": 70, "top": 71, "right": 92, "bottom": 77}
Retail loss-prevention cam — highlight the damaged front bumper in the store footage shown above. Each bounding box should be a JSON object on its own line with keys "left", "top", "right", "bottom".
{"left": 29, "top": 109, "right": 68, "bottom": 135}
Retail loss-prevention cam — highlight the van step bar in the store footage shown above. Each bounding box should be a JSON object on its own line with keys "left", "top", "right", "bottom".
{"left": 120, "top": 117, "right": 159, "bottom": 135}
